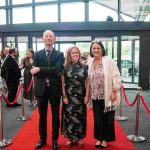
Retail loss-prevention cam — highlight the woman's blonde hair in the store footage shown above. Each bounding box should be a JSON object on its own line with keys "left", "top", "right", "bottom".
{"left": 64, "top": 45, "right": 82, "bottom": 69}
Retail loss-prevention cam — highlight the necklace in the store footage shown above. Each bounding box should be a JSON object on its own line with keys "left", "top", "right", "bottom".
{"left": 93, "top": 59, "right": 102, "bottom": 69}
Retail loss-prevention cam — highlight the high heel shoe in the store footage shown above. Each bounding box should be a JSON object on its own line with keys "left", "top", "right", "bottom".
{"left": 95, "top": 141, "right": 101, "bottom": 148}
{"left": 100, "top": 141, "right": 107, "bottom": 148}
{"left": 65, "top": 140, "right": 73, "bottom": 148}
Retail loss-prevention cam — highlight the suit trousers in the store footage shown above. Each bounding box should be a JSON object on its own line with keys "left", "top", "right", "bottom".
{"left": 36, "top": 86, "right": 61, "bottom": 142}
{"left": 92, "top": 99, "right": 115, "bottom": 142}
{"left": 6, "top": 81, "right": 19, "bottom": 103}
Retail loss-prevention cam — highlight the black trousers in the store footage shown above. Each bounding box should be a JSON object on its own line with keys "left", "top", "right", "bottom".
{"left": 92, "top": 99, "right": 115, "bottom": 142}
{"left": 6, "top": 81, "right": 19, "bottom": 103}
{"left": 36, "top": 86, "right": 61, "bottom": 142}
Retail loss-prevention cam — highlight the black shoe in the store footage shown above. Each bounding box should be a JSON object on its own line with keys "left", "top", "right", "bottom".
{"left": 52, "top": 141, "right": 59, "bottom": 150}
{"left": 95, "top": 144, "right": 101, "bottom": 148}
{"left": 14, "top": 103, "right": 22, "bottom": 106}
{"left": 6, "top": 104, "right": 17, "bottom": 107}
{"left": 35, "top": 139, "right": 46, "bottom": 149}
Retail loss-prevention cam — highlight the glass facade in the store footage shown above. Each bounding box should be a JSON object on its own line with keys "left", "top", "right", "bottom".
{"left": 61, "top": 2, "right": 85, "bottom": 22}
{"left": 35, "top": 4, "right": 58, "bottom": 22}
{"left": 1, "top": 0, "right": 150, "bottom": 25}
{"left": 13, "top": 7, "right": 32, "bottom": 24}
{"left": 0, "top": 0, "right": 150, "bottom": 86}
{"left": 0, "top": 9, "right": 6, "bottom": 24}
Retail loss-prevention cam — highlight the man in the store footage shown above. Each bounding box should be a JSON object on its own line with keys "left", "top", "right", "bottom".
{"left": 1, "top": 47, "right": 21, "bottom": 107}
{"left": 1, "top": 47, "right": 9, "bottom": 90}
{"left": 31, "top": 30, "right": 64, "bottom": 150}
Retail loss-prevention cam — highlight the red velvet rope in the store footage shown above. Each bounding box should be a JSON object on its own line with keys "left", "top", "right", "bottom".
{"left": 2, "top": 84, "right": 23, "bottom": 105}
{"left": 22, "top": 79, "right": 33, "bottom": 92}
{"left": 140, "top": 95, "right": 150, "bottom": 115}
{"left": 121, "top": 85, "right": 138, "bottom": 106}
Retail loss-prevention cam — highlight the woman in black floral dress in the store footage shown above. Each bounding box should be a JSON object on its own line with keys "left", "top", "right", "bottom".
{"left": 61, "top": 46, "right": 89, "bottom": 148}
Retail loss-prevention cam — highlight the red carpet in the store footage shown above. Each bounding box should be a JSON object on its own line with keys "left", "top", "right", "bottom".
{"left": 6, "top": 106, "right": 135, "bottom": 150}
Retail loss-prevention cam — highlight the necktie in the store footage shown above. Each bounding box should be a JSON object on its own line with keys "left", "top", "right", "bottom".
{"left": 46, "top": 50, "right": 51, "bottom": 66}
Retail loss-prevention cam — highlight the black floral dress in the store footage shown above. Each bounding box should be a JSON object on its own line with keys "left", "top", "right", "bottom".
{"left": 61, "top": 63, "right": 88, "bottom": 141}
{"left": 22, "top": 58, "right": 33, "bottom": 101}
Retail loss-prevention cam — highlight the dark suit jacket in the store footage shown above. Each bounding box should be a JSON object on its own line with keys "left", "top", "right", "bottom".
{"left": 33, "top": 48, "right": 64, "bottom": 97}
{"left": 1, "top": 55, "right": 21, "bottom": 83}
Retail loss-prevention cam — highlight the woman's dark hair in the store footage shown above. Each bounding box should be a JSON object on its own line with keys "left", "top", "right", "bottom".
{"left": 27, "top": 49, "right": 34, "bottom": 57}
{"left": 89, "top": 41, "right": 106, "bottom": 57}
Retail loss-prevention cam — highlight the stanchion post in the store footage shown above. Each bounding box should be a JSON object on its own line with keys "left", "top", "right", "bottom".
{"left": 16, "top": 80, "right": 28, "bottom": 121}
{"left": 127, "top": 87, "right": 146, "bottom": 142}
{"left": 115, "top": 82, "right": 127, "bottom": 121}
{"left": 0, "top": 94, "right": 12, "bottom": 147}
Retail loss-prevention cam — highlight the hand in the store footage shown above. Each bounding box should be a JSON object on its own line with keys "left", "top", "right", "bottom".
{"left": 63, "top": 97, "right": 69, "bottom": 104}
{"left": 84, "top": 97, "right": 89, "bottom": 104}
{"left": 110, "top": 91, "right": 116, "bottom": 102}
{"left": 30, "top": 67, "right": 40, "bottom": 75}
{"left": 0, "top": 85, "right": 7, "bottom": 93}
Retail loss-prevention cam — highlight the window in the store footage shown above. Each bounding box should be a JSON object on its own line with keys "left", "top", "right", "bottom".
{"left": 0, "top": 38, "right": 2, "bottom": 50}
{"left": 12, "top": 0, "right": 32, "bottom": 5}
{"left": 13, "top": 7, "right": 32, "bottom": 24}
{"left": 17, "top": 36, "right": 28, "bottom": 61}
{"left": 35, "top": 5, "right": 58, "bottom": 23}
{"left": 5, "top": 37, "right": 15, "bottom": 47}
{"left": 0, "top": 9, "right": 6, "bottom": 25}
{"left": 0, "top": 0, "right": 6, "bottom": 6}
{"left": 61, "top": 2, "right": 85, "bottom": 22}
{"left": 89, "top": 2, "right": 118, "bottom": 21}
{"left": 35, "top": 0, "right": 57, "bottom": 2}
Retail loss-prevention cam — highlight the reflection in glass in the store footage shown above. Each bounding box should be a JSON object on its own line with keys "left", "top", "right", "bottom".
{"left": 121, "top": 14, "right": 135, "bottom": 21}
{"left": 35, "top": 5, "right": 58, "bottom": 22}
{"left": 61, "top": 2, "right": 85, "bottom": 22}
{"left": 0, "top": 9, "right": 6, "bottom": 25}
{"left": 89, "top": 2, "right": 118, "bottom": 21}
{"left": 12, "top": 0, "right": 32, "bottom": 5}
{"left": 13, "top": 7, "right": 32, "bottom": 24}
{"left": 5, "top": 37, "right": 15, "bottom": 47}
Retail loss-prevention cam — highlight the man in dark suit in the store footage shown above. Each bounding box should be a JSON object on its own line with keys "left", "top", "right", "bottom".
{"left": 1, "top": 47, "right": 21, "bottom": 107}
{"left": 31, "top": 30, "right": 64, "bottom": 150}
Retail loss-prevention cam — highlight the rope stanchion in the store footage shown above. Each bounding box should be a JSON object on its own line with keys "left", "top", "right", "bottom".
{"left": 22, "top": 79, "right": 33, "bottom": 92}
{"left": 127, "top": 87, "right": 146, "bottom": 142}
{"left": 140, "top": 95, "right": 150, "bottom": 115}
{"left": 115, "top": 84, "right": 127, "bottom": 121}
{"left": 0, "top": 94, "right": 12, "bottom": 147}
{"left": 16, "top": 80, "right": 29, "bottom": 121}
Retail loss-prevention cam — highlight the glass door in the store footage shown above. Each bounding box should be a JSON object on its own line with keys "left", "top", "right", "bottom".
{"left": 121, "top": 36, "right": 139, "bottom": 83}
{"left": 17, "top": 36, "right": 28, "bottom": 61}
